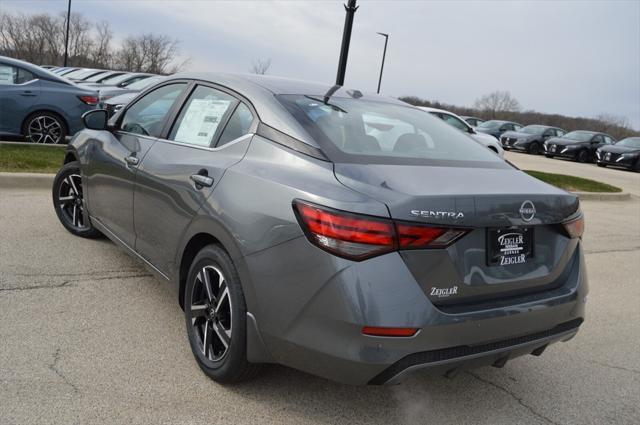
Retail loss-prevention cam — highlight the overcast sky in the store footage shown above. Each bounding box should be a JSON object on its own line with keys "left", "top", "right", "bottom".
{"left": 4, "top": 0, "right": 639, "bottom": 129}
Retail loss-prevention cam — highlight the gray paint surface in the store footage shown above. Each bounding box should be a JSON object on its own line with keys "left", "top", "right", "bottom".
{"left": 63, "top": 73, "right": 587, "bottom": 384}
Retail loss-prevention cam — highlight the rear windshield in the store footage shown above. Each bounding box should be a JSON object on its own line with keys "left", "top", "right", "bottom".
{"left": 277, "top": 95, "right": 504, "bottom": 166}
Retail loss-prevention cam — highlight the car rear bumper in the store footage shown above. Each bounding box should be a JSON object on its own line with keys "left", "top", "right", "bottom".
{"left": 241, "top": 237, "right": 588, "bottom": 385}
{"left": 369, "top": 318, "right": 582, "bottom": 384}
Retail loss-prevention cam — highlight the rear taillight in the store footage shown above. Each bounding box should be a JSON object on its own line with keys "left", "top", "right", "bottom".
{"left": 293, "top": 200, "right": 469, "bottom": 261}
{"left": 78, "top": 95, "right": 99, "bottom": 106}
{"left": 563, "top": 215, "right": 584, "bottom": 239}
{"left": 294, "top": 201, "right": 395, "bottom": 260}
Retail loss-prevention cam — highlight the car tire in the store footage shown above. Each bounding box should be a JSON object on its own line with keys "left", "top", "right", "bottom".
{"left": 545, "top": 154, "right": 554, "bottom": 158}
{"left": 527, "top": 142, "right": 541, "bottom": 155}
{"left": 52, "top": 161, "right": 102, "bottom": 238}
{"left": 634, "top": 159, "right": 640, "bottom": 173}
{"left": 597, "top": 163, "right": 606, "bottom": 167}
{"left": 576, "top": 150, "right": 589, "bottom": 163}
{"left": 184, "top": 244, "right": 261, "bottom": 383}
{"left": 22, "top": 111, "right": 68, "bottom": 144}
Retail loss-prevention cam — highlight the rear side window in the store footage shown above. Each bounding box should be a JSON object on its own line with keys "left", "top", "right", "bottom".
{"left": 120, "top": 83, "right": 186, "bottom": 137}
{"left": 0, "top": 64, "right": 36, "bottom": 85}
{"left": 277, "top": 95, "right": 503, "bottom": 165}
{"left": 169, "top": 85, "right": 236, "bottom": 147}
{"left": 217, "top": 103, "right": 254, "bottom": 147}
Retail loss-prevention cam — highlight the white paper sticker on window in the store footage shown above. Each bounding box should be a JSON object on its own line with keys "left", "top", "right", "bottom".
{"left": 174, "top": 99, "right": 232, "bottom": 146}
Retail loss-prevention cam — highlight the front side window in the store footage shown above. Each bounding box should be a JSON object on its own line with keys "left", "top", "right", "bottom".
{"left": 277, "top": 95, "right": 503, "bottom": 165}
{"left": 603, "top": 135, "right": 614, "bottom": 144}
{"left": 120, "top": 83, "right": 186, "bottom": 137}
{"left": 169, "top": 85, "right": 236, "bottom": 147}
{"left": 556, "top": 129, "right": 566, "bottom": 137}
{"left": 592, "top": 135, "right": 604, "bottom": 143}
{"left": 217, "top": 103, "right": 254, "bottom": 147}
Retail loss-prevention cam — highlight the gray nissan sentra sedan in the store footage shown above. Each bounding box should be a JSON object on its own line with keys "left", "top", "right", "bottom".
{"left": 52, "top": 73, "right": 587, "bottom": 385}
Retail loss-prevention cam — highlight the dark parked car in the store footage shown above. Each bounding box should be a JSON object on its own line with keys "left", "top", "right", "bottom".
{"left": 595, "top": 136, "right": 640, "bottom": 171}
{"left": 52, "top": 73, "right": 586, "bottom": 385}
{"left": 0, "top": 56, "right": 99, "bottom": 143}
{"left": 52, "top": 67, "right": 80, "bottom": 75}
{"left": 544, "top": 130, "right": 615, "bottom": 163}
{"left": 83, "top": 70, "right": 127, "bottom": 84}
{"left": 80, "top": 72, "right": 153, "bottom": 90}
{"left": 99, "top": 75, "right": 165, "bottom": 109}
{"left": 500, "top": 125, "right": 566, "bottom": 155}
{"left": 476, "top": 120, "right": 523, "bottom": 139}
{"left": 67, "top": 69, "right": 109, "bottom": 82}
{"left": 461, "top": 116, "right": 484, "bottom": 127}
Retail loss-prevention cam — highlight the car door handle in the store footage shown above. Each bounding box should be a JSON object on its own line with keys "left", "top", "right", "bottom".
{"left": 190, "top": 174, "right": 214, "bottom": 188}
{"left": 124, "top": 155, "right": 139, "bottom": 166}
{"left": 20, "top": 91, "right": 37, "bottom": 97}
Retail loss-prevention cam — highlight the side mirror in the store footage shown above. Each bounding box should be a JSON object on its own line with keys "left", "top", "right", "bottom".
{"left": 82, "top": 109, "right": 108, "bottom": 130}
{"left": 469, "top": 127, "right": 476, "bottom": 134}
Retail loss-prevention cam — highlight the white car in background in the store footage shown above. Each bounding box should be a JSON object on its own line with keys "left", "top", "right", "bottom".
{"left": 418, "top": 106, "right": 504, "bottom": 158}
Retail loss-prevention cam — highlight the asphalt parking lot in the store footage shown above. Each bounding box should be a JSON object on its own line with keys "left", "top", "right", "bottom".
{"left": 1, "top": 156, "right": 639, "bottom": 424}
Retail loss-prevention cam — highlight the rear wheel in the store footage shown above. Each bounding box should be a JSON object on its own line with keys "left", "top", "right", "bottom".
{"left": 184, "top": 244, "right": 261, "bottom": 383}
{"left": 52, "top": 161, "right": 101, "bottom": 238}
{"left": 634, "top": 159, "right": 640, "bottom": 172}
{"left": 23, "top": 112, "right": 67, "bottom": 144}
{"left": 576, "top": 150, "right": 589, "bottom": 163}
{"left": 527, "top": 141, "right": 541, "bottom": 155}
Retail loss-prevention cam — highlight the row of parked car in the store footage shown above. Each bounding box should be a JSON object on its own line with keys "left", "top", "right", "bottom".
{"left": 441, "top": 113, "right": 639, "bottom": 172}
{"left": 0, "top": 55, "right": 162, "bottom": 144}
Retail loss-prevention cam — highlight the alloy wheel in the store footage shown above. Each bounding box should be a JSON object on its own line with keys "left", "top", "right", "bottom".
{"left": 28, "top": 115, "right": 63, "bottom": 144}
{"left": 57, "top": 173, "right": 87, "bottom": 230}
{"left": 189, "top": 265, "right": 233, "bottom": 362}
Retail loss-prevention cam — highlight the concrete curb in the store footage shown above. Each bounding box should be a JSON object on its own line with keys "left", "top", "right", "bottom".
{"left": 0, "top": 172, "right": 633, "bottom": 201}
{"left": 573, "top": 191, "right": 632, "bottom": 201}
{"left": 0, "top": 172, "right": 54, "bottom": 190}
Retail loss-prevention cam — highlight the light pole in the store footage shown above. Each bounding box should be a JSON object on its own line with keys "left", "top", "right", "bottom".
{"left": 376, "top": 32, "right": 388, "bottom": 94}
{"left": 63, "top": 0, "right": 71, "bottom": 66}
{"left": 335, "top": 0, "right": 358, "bottom": 86}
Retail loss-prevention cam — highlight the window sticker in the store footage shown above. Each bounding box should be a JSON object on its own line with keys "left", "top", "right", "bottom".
{"left": 174, "top": 98, "right": 232, "bottom": 146}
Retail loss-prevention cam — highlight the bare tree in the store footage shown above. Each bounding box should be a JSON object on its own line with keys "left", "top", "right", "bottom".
{"left": 250, "top": 58, "right": 271, "bottom": 75}
{"left": 473, "top": 90, "right": 521, "bottom": 118}
{"left": 114, "top": 33, "right": 184, "bottom": 74}
{"left": 0, "top": 10, "right": 187, "bottom": 73}
{"left": 90, "top": 21, "right": 113, "bottom": 68}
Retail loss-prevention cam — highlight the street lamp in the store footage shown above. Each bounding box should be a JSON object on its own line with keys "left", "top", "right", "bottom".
{"left": 335, "top": 0, "right": 358, "bottom": 86}
{"left": 63, "top": 0, "right": 72, "bottom": 66}
{"left": 376, "top": 32, "right": 388, "bottom": 94}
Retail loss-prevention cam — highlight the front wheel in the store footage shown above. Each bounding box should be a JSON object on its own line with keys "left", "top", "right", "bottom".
{"left": 527, "top": 142, "right": 541, "bottom": 155}
{"left": 576, "top": 150, "right": 589, "bottom": 163}
{"left": 597, "top": 162, "right": 606, "bottom": 168}
{"left": 184, "top": 244, "right": 261, "bottom": 383}
{"left": 52, "top": 161, "right": 102, "bottom": 238}
{"left": 545, "top": 154, "right": 554, "bottom": 158}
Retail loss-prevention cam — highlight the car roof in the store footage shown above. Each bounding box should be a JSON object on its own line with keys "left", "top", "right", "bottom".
{"left": 161, "top": 72, "right": 407, "bottom": 148}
